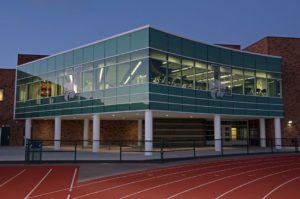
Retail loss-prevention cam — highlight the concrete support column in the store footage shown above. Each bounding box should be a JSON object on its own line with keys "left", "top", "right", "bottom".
{"left": 137, "top": 120, "right": 143, "bottom": 147}
{"left": 274, "top": 117, "right": 282, "bottom": 149}
{"left": 25, "top": 119, "right": 31, "bottom": 146}
{"left": 145, "top": 110, "right": 153, "bottom": 156}
{"left": 83, "top": 119, "right": 89, "bottom": 147}
{"left": 93, "top": 114, "right": 100, "bottom": 152}
{"left": 214, "top": 114, "right": 221, "bottom": 152}
{"left": 54, "top": 117, "right": 61, "bottom": 150}
{"left": 259, "top": 118, "right": 266, "bottom": 147}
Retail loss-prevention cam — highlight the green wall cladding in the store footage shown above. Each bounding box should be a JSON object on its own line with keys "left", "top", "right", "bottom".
{"left": 149, "top": 84, "right": 283, "bottom": 117}
{"left": 149, "top": 27, "right": 282, "bottom": 72}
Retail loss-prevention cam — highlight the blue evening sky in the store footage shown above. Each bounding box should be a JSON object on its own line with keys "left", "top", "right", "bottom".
{"left": 0, "top": 0, "right": 299, "bottom": 68}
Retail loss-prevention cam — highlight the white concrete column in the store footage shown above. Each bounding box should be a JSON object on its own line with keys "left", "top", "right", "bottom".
{"left": 54, "top": 117, "right": 61, "bottom": 150}
{"left": 83, "top": 119, "right": 89, "bottom": 147}
{"left": 274, "top": 117, "right": 282, "bottom": 149}
{"left": 25, "top": 119, "right": 31, "bottom": 146}
{"left": 145, "top": 110, "right": 153, "bottom": 156}
{"left": 93, "top": 114, "right": 100, "bottom": 152}
{"left": 259, "top": 118, "right": 266, "bottom": 147}
{"left": 137, "top": 120, "right": 143, "bottom": 146}
{"left": 214, "top": 114, "right": 221, "bottom": 152}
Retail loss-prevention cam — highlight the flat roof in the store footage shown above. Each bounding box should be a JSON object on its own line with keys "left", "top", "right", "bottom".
{"left": 17, "top": 25, "right": 281, "bottom": 67}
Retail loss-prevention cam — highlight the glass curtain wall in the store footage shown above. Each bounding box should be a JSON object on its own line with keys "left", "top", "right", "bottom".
{"left": 232, "top": 69, "right": 244, "bottom": 94}
{"left": 244, "top": 70, "right": 255, "bottom": 95}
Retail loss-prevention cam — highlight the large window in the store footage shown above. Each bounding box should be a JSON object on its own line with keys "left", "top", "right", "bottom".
{"left": 182, "top": 59, "right": 194, "bottom": 89}
{"left": 268, "top": 73, "right": 281, "bottom": 97}
{"left": 150, "top": 59, "right": 167, "bottom": 84}
{"left": 104, "top": 65, "right": 117, "bottom": 89}
{"left": 117, "top": 62, "right": 131, "bottom": 87}
{"left": 256, "top": 72, "right": 267, "bottom": 96}
{"left": 94, "top": 61, "right": 105, "bottom": 90}
{"left": 232, "top": 69, "right": 243, "bottom": 94}
{"left": 167, "top": 55, "right": 181, "bottom": 87}
{"left": 28, "top": 82, "right": 40, "bottom": 100}
{"left": 220, "top": 66, "right": 232, "bottom": 94}
{"left": 244, "top": 70, "right": 255, "bottom": 95}
{"left": 19, "top": 85, "right": 27, "bottom": 101}
{"left": 195, "top": 62, "right": 207, "bottom": 90}
{"left": 131, "top": 59, "right": 148, "bottom": 85}
{"left": 0, "top": 89, "right": 3, "bottom": 101}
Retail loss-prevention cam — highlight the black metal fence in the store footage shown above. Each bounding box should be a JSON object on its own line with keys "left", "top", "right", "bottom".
{"left": 25, "top": 138, "right": 299, "bottom": 163}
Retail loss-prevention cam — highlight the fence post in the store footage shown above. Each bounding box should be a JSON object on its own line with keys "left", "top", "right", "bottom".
{"left": 74, "top": 142, "right": 77, "bottom": 162}
{"left": 160, "top": 138, "right": 164, "bottom": 163}
{"left": 271, "top": 139, "right": 274, "bottom": 153}
{"left": 295, "top": 138, "right": 298, "bottom": 153}
{"left": 246, "top": 138, "right": 249, "bottom": 155}
{"left": 193, "top": 140, "right": 196, "bottom": 158}
{"left": 119, "top": 141, "right": 122, "bottom": 162}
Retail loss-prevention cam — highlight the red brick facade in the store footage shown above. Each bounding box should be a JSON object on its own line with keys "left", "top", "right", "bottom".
{"left": 17, "top": 54, "right": 48, "bottom": 65}
{"left": 245, "top": 37, "right": 300, "bottom": 139}
{"left": 31, "top": 120, "right": 138, "bottom": 144}
{"left": 0, "top": 69, "right": 24, "bottom": 145}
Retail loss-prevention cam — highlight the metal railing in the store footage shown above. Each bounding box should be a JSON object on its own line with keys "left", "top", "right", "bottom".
{"left": 24, "top": 137, "right": 299, "bottom": 163}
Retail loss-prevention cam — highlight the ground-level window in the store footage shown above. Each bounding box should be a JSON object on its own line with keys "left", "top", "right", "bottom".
{"left": 0, "top": 89, "right": 3, "bottom": 101}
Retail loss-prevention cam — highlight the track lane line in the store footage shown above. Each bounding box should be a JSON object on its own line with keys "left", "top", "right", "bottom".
{"left": 26, "top": 156, "right": 297, "bottom": 199}
{"left": 67, "top": 168, "right": 78, "bottom": 199}
{"left": 77, "top": 155, "right": 290, "bottom": 185}
{"left": 0, "top": 169, "right": 26, "bottom": 188}
{"left": 24, "top": 168, "right": 53, "bottom": 199}
{"left": 262, "top": 176, "right": 300, "bottom": 199}
{"left": 215, "top": 168, "right": 300, "bottom": 199}
{"left": 28, "top": 156, "right": 274, "bottom": 198}
{"left": 166, "top": 162, "right": 300, "bottom": 199}
{"left": 75, "top": 159, "right": 299, "bottom": 199}
{"left": 120, "top": 159, "right": 300, "bottom": 199}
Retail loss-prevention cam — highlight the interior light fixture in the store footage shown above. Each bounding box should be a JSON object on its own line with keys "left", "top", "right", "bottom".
{"left": 99, "top": 68, "right": 104, "bottom": 82}
{"left": 124, "top": 76, "right": 131, "bottom": 85}
{"left": 288, "top": 120, "right": 293, "bottom": 124}
{"left": 112, "top": 114, "right": 115, "bottom": 117}
{"left": 131, "top": 61, "right": 142, "bottom": 75}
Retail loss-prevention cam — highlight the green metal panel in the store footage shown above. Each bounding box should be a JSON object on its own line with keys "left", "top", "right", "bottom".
{"left": 207, "top": 46, "right": 220, "bottom": 63}
{"left": 232, "top": 51, "right": 243, "bottom": 67}
{"left": 195, "top": 43, "right": 207, "bottom": 60}
{"left": 55, "top": 54, "right": 64, "bottom": 70}
{"left": 169, "top": 104, "right": 182, "bottom": 111}
{"left": 149, "top": 28, "right": 168, "bottom": 51}
{"left": 168, "top": 34, "right": 182, "bottom": 54}
{"left": 65, "top": 51, "right": 74, "bottom": 67}
{"left": 243, "top": 54, "right": 256, "bottom": 69}
{"left": 220, "top": 49, "right": 232, "bottom": 65}
{"left": 105, "top": 39, "right": 117, "bottom": 57}
{"left": 74, "top": 48, "right": 83, "bottom": 65}
{"left": 94, "top": 42, "right": 105, "bottom": 60}
{"left": 117, "top": 34, "right": 130, "bottom": 54}
{"left": 182, "top": 39, "right": 195, "bottom": 57}
{"left": 83, "top": 46, "right": 94, "bottom": 63}
{"left": 131, "top": 28, "right": 149, "bottom": 50}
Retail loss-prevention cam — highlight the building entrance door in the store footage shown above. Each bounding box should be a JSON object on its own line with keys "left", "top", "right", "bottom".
{"left": 1, "top": 127, "right": 10, "bottom": 146}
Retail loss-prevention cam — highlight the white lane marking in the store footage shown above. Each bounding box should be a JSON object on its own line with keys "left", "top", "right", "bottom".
{"left": 76, "top": 160, "right": 299, "bottom": 199}
{"left": 0, "top": 169, "right": 26, "bottom": 188}
{"left": 120, "top": 160, "right": 300, "bottom": 199}
{"left": 66, "top": 168, "right": 78, "bottom": 199}
{"left": 24, "top": 169, "right": 53, "bottom": 199}
{"left": 28, "top": 157, "right": 264, "bottom": 198}
{"left": 28, "top": 156, "right": 298, "bottom": 199}
{"left": 215, "top": 169, "right": 300, "bottom": 199}
{"left": 262, "top": 176, "right": 300, "bottom": 199}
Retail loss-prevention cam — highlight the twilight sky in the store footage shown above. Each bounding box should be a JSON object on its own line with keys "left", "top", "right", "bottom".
{"left": 0, "top": 0, "right": 299, "bottom": 68}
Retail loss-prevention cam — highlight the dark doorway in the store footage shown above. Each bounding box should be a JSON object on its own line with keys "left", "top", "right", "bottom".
{"left": 1, "top": 127, "right": 10, "bottom": 146}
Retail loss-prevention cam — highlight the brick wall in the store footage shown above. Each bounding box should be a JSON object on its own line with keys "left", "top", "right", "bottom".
{"left": 245, "top": 37, "right": 300, "bottom": 139}
{"left": 32, "top": 120, "right": 138, "bottom": 143}
{"left": 17, "top": 54, "right": 48, "bottom": 65}
{"left": 0, "top": 69, "right": 24, "bottom": 145}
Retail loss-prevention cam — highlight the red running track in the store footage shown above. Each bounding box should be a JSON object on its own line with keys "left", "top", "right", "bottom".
{"left": 1, "top": 155, "right": 300, "bottom": 199}
{"left": 0, "top": 165, "right": 78, "bottom": 199}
